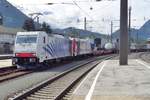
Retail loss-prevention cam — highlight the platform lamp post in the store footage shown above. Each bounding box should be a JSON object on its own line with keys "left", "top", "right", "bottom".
{"left": 120, "top": 0, "right": 128, "bottom": 65}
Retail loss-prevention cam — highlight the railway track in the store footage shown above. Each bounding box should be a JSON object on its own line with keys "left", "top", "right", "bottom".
{"left": 9, "top": 55, "right": 115, "bottom": 100}
{"left": 139, "top": 52, "right": 150, "bottom": 63}
{"left": 0, "top": 56, "right": 92, "bottom": 83}
{"left": 0, "top": 62, "right": 70, "bottom": 83}
{"left": 0, "top": 66, "right": 16, "bottom": 73}
{"left": 0, "top": 67, "right": 32, "bottom": 83}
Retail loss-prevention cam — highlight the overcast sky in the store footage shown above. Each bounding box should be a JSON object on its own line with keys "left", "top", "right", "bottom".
{"left": 7, "top": 0, "right": 150, "bottom": 34}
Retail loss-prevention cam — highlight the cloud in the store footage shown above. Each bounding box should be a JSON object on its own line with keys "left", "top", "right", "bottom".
{"left": 7, "top": 0, "right": 150, "bottom": 34}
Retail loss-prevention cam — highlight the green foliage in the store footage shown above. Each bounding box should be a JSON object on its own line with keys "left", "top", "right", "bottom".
{"left": 89, "top": 34, "right": 96, "bottom": 39}
{"left": 22, "top": 18, "right": 35, "bottom": 31}
{"left": 0, "top": 13, "right": 3, "bottom": 25}
{"left": 70, "top": 28, "right": 80, "bottom": 38}
{"left": 41, "top": 22, "right": 52, "bottom": 34}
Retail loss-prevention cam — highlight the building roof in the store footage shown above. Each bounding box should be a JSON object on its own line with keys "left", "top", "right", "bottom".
{"left": 0, "top": 25, "right": 23, "bottom": 35}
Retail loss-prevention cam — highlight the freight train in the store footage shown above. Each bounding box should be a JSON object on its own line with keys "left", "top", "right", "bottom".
{"left": 12, "top": 31, "right": 94, "bottom": 69}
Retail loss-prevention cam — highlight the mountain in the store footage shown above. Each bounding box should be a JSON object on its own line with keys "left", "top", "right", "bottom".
{"left": 0, "top": 0, "right": 28, "bottom": 28}
{"left": 7, "top": 0, "right": 150, "bottom": 34}
{"left": 112, "top": 20, "right": 150, "bottom": 43}
{"left": 112, "top": 28, "right": 139, "bottom": 42}
{"left": 52, "top": 27, "right": 107, "bottom": 39}
{"left": 138, "top": 20, "right": 150, "bottom": 40}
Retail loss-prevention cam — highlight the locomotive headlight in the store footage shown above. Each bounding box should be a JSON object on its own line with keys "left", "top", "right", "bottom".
{"left": 32, "top": 53, "right": 36, "bottom": 57}
{"left": 15, "top": 53, "right": 19, "bottom": 56}
{"left": 13, "top": 58, "right": 18, "bottom": 62}
{"left": 29, "top": 58, "right": 36, "bottom": 62}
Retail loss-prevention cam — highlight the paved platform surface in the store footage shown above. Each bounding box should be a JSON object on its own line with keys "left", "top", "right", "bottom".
{"left": 0, "top": 54, "right": 12, "bottom": 57}
{"left": 72, "top": 59, "right": 150, "bottom": 100}
{"left": 0, "top": 59, "right": 12, "bottom": 68}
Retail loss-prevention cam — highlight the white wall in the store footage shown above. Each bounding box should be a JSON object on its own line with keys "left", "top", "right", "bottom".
{"left": 0, "top": 33, "right": 16, "bottom": 44}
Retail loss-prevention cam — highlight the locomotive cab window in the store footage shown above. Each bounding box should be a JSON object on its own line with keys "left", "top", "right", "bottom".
{"left": 16, "top": 35, "right": 37, "bottom": 44}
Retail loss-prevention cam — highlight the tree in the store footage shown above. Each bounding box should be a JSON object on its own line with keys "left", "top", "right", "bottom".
{"left": 89, "top": 34, "right": 96, "bottom": 39}
{"left": 41, "top": 22, "right": 47, "bottom": 31}
{"left": 0, "top": 13, "right": 3, "bottom": 25}
{"left": 46, "top": 25, "right": 52, "bottom": 33}
{"left": 71, "top": 27, "right": 79, "bottom": 38}
{"left": 41, "top": 22, "right": 52, "bottom": 34}
{"left": 23, "top": 18, "right": 35, "bottom": 31}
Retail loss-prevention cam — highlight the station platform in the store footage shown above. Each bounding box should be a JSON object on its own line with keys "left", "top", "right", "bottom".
{"left": 0, "top": 59, "right": 12, "bottom": 68}
{"left": 0, "top": 54, "right": 12, "bottom": 57}
{"left": 72, "top": 59, "right": 150, "bottom": 100}
{"left": 0, "top": 54, "right": 13, "bottom": 60}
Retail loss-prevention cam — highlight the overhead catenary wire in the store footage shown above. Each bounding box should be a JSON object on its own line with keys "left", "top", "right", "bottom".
{"left": 72, "top": 0, "right": 108, "bottom": 33}
{"left": 17, "top": 0, "right": 120, "bottom": 34}
{"left": 72, "top": 0, "right": 94, "bottom": 20}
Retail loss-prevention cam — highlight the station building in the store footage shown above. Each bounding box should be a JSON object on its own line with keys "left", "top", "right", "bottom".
{"left": 0, "top": 25, "right": 23, "bottom": 54}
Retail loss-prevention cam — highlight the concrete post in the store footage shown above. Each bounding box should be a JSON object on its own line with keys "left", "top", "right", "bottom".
{"left": 84, "top": 17, "right": 87, "bottom": 30}
{"left": 128, "top": 6, "right": 131, "bottom": 53}
{"left": 120, "top": 0, "right": 128, "bottom": 65}
{"left": 110, "top": 21, "right": 113, "bottom": 43}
